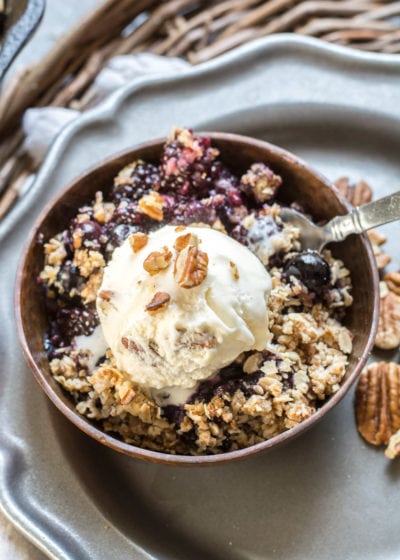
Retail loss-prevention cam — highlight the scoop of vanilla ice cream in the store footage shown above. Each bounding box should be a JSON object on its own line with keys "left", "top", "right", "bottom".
{"left": 97, "top": 225, "right": 272, "bottom": 392}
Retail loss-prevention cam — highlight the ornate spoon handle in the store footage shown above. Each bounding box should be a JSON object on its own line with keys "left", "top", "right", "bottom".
{"left": 326, "top": 191, "right": 400, "bottom": 242}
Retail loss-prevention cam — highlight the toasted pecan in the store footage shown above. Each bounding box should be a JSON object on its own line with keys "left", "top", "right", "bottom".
{"left": 174, "top": 245, "right": 208, "bottom": 288}
{"left": 355, "top": 362, "right": 400, "bottom": 446}
{"left": 129, "top": 232, "right": 148, "bottom": 253}
{"left": 143, "top": 247, "right": 172, "bottom": 275}
{"left": 145, "top": 291, "right": 171, "bottom": 314}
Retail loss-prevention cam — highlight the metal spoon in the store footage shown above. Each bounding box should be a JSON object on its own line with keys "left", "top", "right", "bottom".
{"left": 279, "top": 191, "right": 400, "bottom": 252}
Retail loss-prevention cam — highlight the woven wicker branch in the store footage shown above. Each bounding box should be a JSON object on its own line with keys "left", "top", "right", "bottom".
{"left": 0, "top": 0, "right": 399, "bottom": 219}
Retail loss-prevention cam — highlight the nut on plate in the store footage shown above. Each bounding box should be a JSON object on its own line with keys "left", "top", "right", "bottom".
{"left": 367, "top": 230, "right": 391, "bottom": 271}
{"left": 383, "top": 271, "right": 400, "bottom": 296}
{"left": 355, "top": 362, "right": 400, "bottom": 447}
{"left": 375, "top": 288, "right": 400, "bottom": 350}
{"left": 334, "top": 177, "right": 373, "bottom": 207}
{"left": 385, "top": 429, "right": 400, "bottom": 459}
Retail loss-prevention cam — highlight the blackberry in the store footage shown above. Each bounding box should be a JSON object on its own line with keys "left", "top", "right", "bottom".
{"left": 211, "top": 161, "right": 240, "bottom": 193}
{"left": 111, "top": 161, "right": 160, "bottom": 202}
{"left": 160, "top": 130, "right": 218, "bottom": 197}
{"left": 181, "top": 200, "right": 217, "bottom": 226}
{"left": 110, "top": 202, "right": 146, "bottom": 226}
{"left": 284, "top": 250, "right": 331, "bottom": 292}
{"left": 56, "top": 306, "right": 99, "bottom": 340}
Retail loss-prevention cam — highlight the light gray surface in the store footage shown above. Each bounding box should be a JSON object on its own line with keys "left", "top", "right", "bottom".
{"left": 1, "top": 35, "right": 400, "bottom": 560}
{"left": 0, "top": 1, "right": 100, "bottom": 558}
{"left": 3, "top": 0, "right": 98, "bottom": 80}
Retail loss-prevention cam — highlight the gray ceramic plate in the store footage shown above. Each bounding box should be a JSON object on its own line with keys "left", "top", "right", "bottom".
{"left": 1, "top": 35, "right": 400, "bottom": 560}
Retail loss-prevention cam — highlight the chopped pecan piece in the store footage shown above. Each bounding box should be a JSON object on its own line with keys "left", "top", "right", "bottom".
{"left": 143, "top": 247, "right": 172, "bottom": 275}
{"left": 120, "top": 387, "right": 136, "bottom": 405}
{"left": 138, "top": 191, "right": 164, "bottom": 221}
{"left": 355, "top": 362, "right": 400, "bottom": 446}
{"left": 383, "top": 271, "right": 400, "bottom": 296}
{"left": 129, "top": 232, "right": 148, "bottom": 253}
{"left": 93, "top": 191, "right": 115, "bottom": 224}
{"left": 375, "top": 289, "right": 400, "bottom": 350}
{"left": 229, "top": 261, "right": 239, "bottom": 280}
{"left": 175, "top": 225, "right": 186, "bottom": 232}
{"left": 334, "top": 177, "right": 373, "bottom": 207}
{"left": 177, "top": 328, "right": 217, "bottom": 348}
{"left": 174, "top": 232, "right": 197, "bottom": 252}
{"left": 146, "top": 292, "right": 171, "bottom": 314}
{"left": 121, "top": 337, "right": 141, "bottom": 352}
{"left": 98, "top": 289, "right": 113, "bottom": 301}
{"left": 367, "top": 230, "right": 391, "bottom": 270}
{"left": 174, "top": 243, "right": 208, "bottom": 288}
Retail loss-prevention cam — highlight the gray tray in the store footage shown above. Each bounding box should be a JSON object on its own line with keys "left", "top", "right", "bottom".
{"left": 1, "top": 35, "right": 400, "bottom": 560}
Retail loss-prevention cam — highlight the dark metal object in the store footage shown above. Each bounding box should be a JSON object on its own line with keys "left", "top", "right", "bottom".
{"left": 0, "top": 0, "right": 45, "bottom": 80}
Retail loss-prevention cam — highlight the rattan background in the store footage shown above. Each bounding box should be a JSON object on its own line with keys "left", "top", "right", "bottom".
{"left": 0, "top": 0, "right": 399, "bottom": 219}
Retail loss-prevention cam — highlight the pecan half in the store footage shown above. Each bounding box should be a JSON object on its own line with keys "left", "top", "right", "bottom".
{"left": 129, "top": 232, "right": 148, "bottom": 253}
{"left": 143, "top": 247, "right": 172, "bottom": 275}
{"left": 383, "top": 271, "right": 400, "bottom": 296}
{"left": 355, "top": 362, "right": 400, "bottom": 446}
{"left": 138, "top": 191, "right": 164, "bottom": 221}
{"left": 367, "top": 229, "right": 391, "bottom": 270}
{"left": 174, "top": 244, "right": 208, "bottom": 288}
{"left": 375, "top": 289, "right": 400, "bottom": 350}
{"left": 334, "top": 177, "right": 373, "bottom": 207}
{"left": 145, "top": 291, "right": 171, "bottom": 314}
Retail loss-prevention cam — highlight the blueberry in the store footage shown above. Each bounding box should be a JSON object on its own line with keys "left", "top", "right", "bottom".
{"left": 56, "top": 261, "right": 84, "bottom": 294}
{"left": 70, "top": 220, "right": 103, "bottom": 250}
{"left": 284, "top": 250, "right": 331, "bottom": 291}
{"left": 162, "top": 405, "right": 185, "bottom": 426}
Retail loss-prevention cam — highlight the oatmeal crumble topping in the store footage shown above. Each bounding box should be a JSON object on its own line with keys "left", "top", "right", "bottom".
{"left": 39, "top": 128, "right": 354, "bottom": 456}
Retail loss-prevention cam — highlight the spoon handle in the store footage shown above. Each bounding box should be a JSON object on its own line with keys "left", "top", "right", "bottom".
{"left": 326, "top": 191, "right": 400, "bottom": 242}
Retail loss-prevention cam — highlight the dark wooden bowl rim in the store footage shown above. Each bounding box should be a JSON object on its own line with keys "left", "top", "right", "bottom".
{"left": 15, "top": 132, "right": 379, "bottom": 466}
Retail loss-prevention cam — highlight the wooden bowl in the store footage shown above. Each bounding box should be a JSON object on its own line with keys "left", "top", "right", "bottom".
{"left": 15, "top": 132, "right": 379, "bottom": 465}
